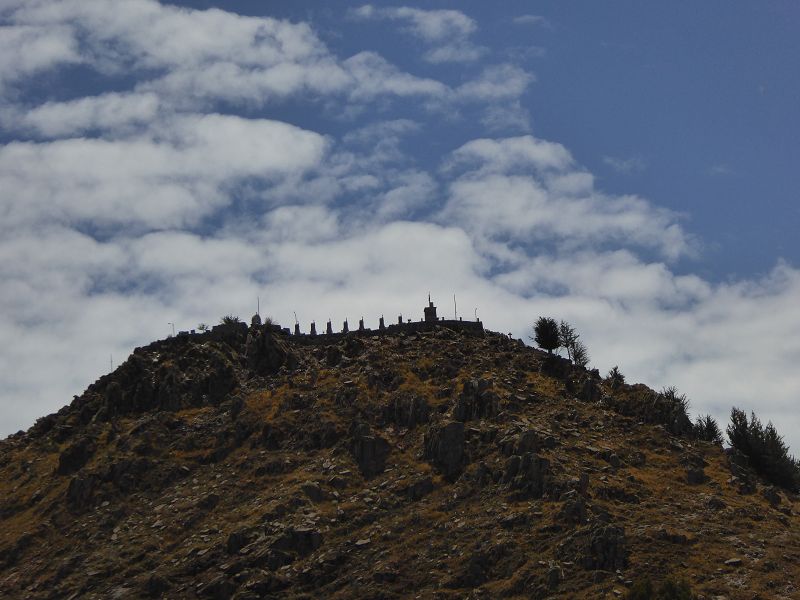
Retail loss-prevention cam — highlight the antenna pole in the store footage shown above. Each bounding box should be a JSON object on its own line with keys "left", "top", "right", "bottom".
{"left": 257, "top": 296, "right": 260, "bottom": 317}
{"left": 453, "top": 294, "right": 457, "bottom": 319}
{"left": 168, "top": 322, "right": 175, "bottom": 337}
{"left": 293, "top": 311, "right": 298, "bottom": 325}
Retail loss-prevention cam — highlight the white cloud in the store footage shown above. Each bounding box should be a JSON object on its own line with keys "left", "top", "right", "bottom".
{"left": 603, "top": 155, "right": 646, "bottom": 174}
{"left": 709, "top": 163, "right": 734, "bottom": 176}
{"left": 343, "top": 52, "right": 449, "bottom": 100}
{"left": 0, "top": 23, "right": 81, "bottom": 93}
{"left": 445, "top": 135, "right": 574, "bottom": 174}
{"left": 10, "top": 92, "right": 160, "bottom": 137}
{"left": 440, "top": 137, "right": 692, "bottom": 261}
{"left": 513, "top": 15, "right": 551, "bottom": 28}
{"left": 479, "top": 101, "right": 532, "bottom": 133}
{"left": 3, "top": 0, "right": 452, "bottom": 109}
{"left": 352, "top": 5, "right": 486, "bottom": 63}
{"left": 0, "top": 114, "right": 328, "bottom": 229}
{"left": 457, "top": 64, "right": 534, "bottom": 101}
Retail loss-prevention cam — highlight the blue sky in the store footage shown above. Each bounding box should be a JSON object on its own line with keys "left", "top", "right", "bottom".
{"left": 1, "top": 1, "right": 799, "bottom": 449}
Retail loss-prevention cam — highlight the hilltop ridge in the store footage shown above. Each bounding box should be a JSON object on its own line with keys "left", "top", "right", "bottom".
{"left": 1, "top": 311, "right": 799, "bottom": 599}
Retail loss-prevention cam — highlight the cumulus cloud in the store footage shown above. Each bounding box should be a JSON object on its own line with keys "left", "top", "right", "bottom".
{"left": 352, "top": 5, "right": 486, "bottom": 63}
{"left": 456, "top": 64, "right": 535, "bottom": 101}
{"left": 0, "top": 23, "right": 81, "bottom": 93}
{"left": 8, "top": 92, "right": 160, "bottom": 137}
{"left": 2, "top": 0, "right": 451, "bottom": 109}
{"left": 440, "top": 137, "right": 691, "bottom": 261}
{"left": 0, "top": 114, "right": 328, "bottom": 230}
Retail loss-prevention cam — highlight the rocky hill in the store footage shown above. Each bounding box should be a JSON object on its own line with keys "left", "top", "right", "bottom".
{"left": 1, "top": 320, "right": 798, "bottom": 599}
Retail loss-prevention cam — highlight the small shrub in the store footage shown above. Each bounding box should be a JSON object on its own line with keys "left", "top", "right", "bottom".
{"left": 693, "top": 414, "right": 723, "bottom": 445}
{"left": 650, "top": 386, "right": 692, "bottom": 436}
{"left": 197, "top": 323, "right": 209, "bottom": 332}
{"left": 220, "top": 315, "right": 241, "bottom": 325}
{"left": 727, "top": 407, "right": 800, "bottom": 491}
{"left": 607, "top": 366, "right": 625, "bottom": 389}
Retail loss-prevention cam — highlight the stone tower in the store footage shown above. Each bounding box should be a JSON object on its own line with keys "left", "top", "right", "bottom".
{"left": 424, "top": 295, "right": 438, "bottom": 323}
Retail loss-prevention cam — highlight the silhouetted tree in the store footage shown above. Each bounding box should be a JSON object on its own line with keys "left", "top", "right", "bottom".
{"left": 727, "top": 407, "right": 800, "bottom": 491}
{"left": 607, "top": 366, "right": 625, "bottom": 389}
{"left": 557, "top": 320, "right": 590, "bottom": 366}
{"left": 559, "top": 321, "right": 578, "bottom": 360}
{"left": 220, "top": 314, "right": 241, "bottom": 325}
{"left": 571, "top": 339, "right": 590, "bottom": 368}
{"left": 532, "top": 317, "right": 560, "bottom": 354}
{"left": 694, "top": 414, "right": 723, "bottom": 445}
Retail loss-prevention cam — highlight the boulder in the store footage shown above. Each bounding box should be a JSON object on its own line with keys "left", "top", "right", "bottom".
{"left": 585, "top": 525, "right": 628, "bottom": 571}
{"left": 500, "top": 429, "right": 557, "bottom": 455}
{"left": 66, "top": 474, "right": 98, "bottom": 511}
{"left": 687, "top": 467, "right": 708, "bottom": 485}
{"left": 453, "top": 379, "right": 498, "bottom": 422}
{"left": 383, "top": 392, "right": 430, "bottom": 428}
{"left": 144, "top": 574, "right": 170, "bottom": 597}
{"left": 559, "top": 492, "right": 588, "bottom": 524}
{"left": 350, "top": 423, "right": 390, "bottom": 477}
{"left": 270, "top": 527, "right": 323, "bottom": 557}
{"left": 501, "top": 452, "right": 551, "bottom": 499}
{"left": 56, "top": 437, "right": 96, "bottom": 475}
{"left": 200, "top": 574, "right": 236, "bottom": 599}
{"left": 226, "top": 529, "right": 252, "bottom": 555}
{"left": 395, "top": 476, "right": 434, "bottom": 501}
{"left": 424, "top": 421, "right": 465, "bottom": 479}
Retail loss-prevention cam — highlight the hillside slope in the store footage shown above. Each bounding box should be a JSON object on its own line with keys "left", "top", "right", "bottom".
{"left": 1, "top": 322, "right": 798, "bottom": 599}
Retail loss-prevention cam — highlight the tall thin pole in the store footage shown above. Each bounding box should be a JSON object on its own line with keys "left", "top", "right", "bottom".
{"left": 168, "top": 322, "right": 175, "bottom": 337}
{"left": 257, "top": 296, "right": 260, "bottom": 317}
{"left": 453, "top": 294, "right": 457, "bottom": 319}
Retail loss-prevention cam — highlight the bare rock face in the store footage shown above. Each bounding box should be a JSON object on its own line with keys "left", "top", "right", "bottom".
{"left": 350, "top": 423, "right": 390, "bottom": 477}
{"left": 500, "top": 428, "right": 557, "bottom": 456}
{"left": 424, "top": 421, "right": 465, "bottom": 479}
{"left": 501, "top": 452, "right": 552, "bottom": 499}
{"left": 585, "top": 525, "right": 628, "bottom": 571}
{"left": 559, "top": 525, "right": 628, "bottom": 572}
{"left": 383, "top": 391, "right": 430, "bottom": 428}
{"left": 97, "top": 343, "right": 240, "bottom": 418}
{"left": 245, "top": 328, "right": 297, "bottom": 375}
{"left": 56, "top": 437, "right": 96, "bottom": 475}
{"left": 453, "top": 379, "right": 499, "bottom": 422}
{"left": 66, "top": 473, "right": 98, "bottom": 511}
{"left": 541, "top": 355, "right": 573, "bottom": 379}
